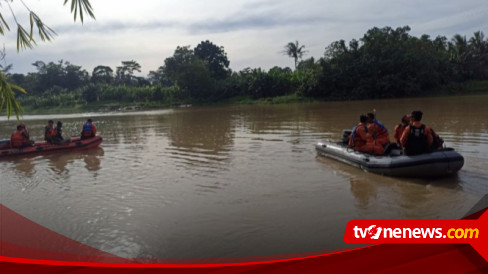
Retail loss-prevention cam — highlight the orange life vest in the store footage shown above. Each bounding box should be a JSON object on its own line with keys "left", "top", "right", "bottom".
{"left": 11, "top": 130, "right": 28, "bottom": 148}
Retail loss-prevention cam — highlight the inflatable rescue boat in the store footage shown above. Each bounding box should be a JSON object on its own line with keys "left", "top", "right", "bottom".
{"left": 315, "top": 140, "right": 464, "bottom": 178}
{"left": 0, "top": 136, "right": 103, "bottom": 159}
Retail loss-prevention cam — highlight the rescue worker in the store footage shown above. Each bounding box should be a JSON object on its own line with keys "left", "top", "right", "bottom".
{"left": 45, "top": 120, "right": 57, "bottom": 144}
{"left": 400, "top": 110, "right": 433, "bottom": 155}
{"left": 348, "top": 115, "right": 383, "bottom": 155}
{"left": 348, "top": 115, "right": 369, "bottom": 151}
{"left": 10, "top": 125, "right": 31, "bottom": 148}
{"left": 52, "top": 121, "right": 65, "bottom": 144}
{"left": 367, "top": 112, "right": 390, "bottom": 147}
{"left": 430, "top": 127, "right": 444, "bottom": 150}
{"left": 19, "top": 122, "right": 29, "bottom": 139}
{"left": 81, "top": 118, "right": 97, "bottom": 140}
{"left": 393, "top": 114, "right": 410, "bottom": 144}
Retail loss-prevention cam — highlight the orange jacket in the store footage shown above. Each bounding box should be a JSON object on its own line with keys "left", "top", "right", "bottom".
{"left": 400, "top": 121, "right": 433, "bottom": 147}
{"left": 394, "top": 124, "right": 408, "bottom": 143}
{"left": 81, "top": 122, "right": 97, "bottom": 137}
{"left": 348, "top": 123, "right": 370, "bottom": 149}
{"left": 45, "top": 124, "right": 57, "bottom": 139}
{"left": 367, "top": 121, "right": 389, "bottom": 139}
{"left": 11, "top": 130, "right": 29, "bottom": 148}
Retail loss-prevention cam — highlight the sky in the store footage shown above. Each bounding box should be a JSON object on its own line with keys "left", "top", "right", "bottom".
{"left": 1, "top": 0, "right": 487, "bottom": 77}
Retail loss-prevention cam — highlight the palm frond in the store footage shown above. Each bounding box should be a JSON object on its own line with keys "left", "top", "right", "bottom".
{"left": 0, "top": 12, "right": 10, "bottom": 35}
{"left": 17, "top": 24, "right": 36, "bottom": 51}
{"left": 64, "top": 0, "right": 96, "bottom": 23}
{"left": 0, "top": 72, "right": 25, "bottom": 120}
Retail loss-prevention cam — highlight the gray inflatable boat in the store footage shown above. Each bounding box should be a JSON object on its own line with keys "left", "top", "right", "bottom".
{"left": 315, "top": 141, "right": 464, "bottom": 177}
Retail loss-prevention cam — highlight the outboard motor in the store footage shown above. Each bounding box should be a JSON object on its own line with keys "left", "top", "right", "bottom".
{"left": 342, "top": 130, "right": 352, "bottom": 144}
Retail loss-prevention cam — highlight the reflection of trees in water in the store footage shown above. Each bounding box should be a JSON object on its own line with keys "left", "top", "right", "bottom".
{"left": 316, "top": 155, "right": 465, "bottom": 218}
{"left": 166, "top": 109, "right": 234, "bottom": 153}
{"left": 44, "top": 147, "right": 104, "bottom": 176}
{"left": 98, "top": 116, "right": 154, "bottom": 145}
{"left": 12, "top": 158, "right": 36, "bottom": 177}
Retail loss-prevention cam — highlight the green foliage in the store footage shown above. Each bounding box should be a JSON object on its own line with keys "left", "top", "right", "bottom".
{"left": 5, "top": 28, "right": 488, "bottom": 113}
{"left": 283, "top": 41, "right": 307, "bottom": 69}
{"left": 194, "top": 40, "right": 231, "bottom": 80}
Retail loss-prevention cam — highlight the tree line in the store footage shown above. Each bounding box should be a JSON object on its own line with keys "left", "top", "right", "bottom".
{"left": 3, "top": 26, "right": 488, "bottom": 110}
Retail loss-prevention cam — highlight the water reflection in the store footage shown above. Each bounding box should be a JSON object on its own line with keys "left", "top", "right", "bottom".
{"left": 1, "top": 95, "right": 488, "bottom": 258}
{"left": 44, "top": 147, "right": 104, "bottom": 176}
{"left": 12, "top": 158, "right": 36, "bottom": 177}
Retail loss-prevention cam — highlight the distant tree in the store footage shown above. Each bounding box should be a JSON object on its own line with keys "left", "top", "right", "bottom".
{"left": 297, "top": 57, "right": 316, "bottom": 71}
{"left": 282, "top": 41, "right": 307, "bottom": 69}
{"left": 162, "top": 46, "right": 214, "bottom": 100}
{"left": 194, "top": 40, "right": 231, "bottom": 80}
{"left": 468, "top": 31, "right": 488, "bottom": 79}
{"left": 148, "top": 66, "right": 172, "bottom": 86}
{"left": 91, "top": 65, "right": 113, "bottom": 84}
{"left": 116, "top": 60, "right": 142, "bottom": 85}
{"left": 449, "top": 34, "right": 470, "bottom": 80}
{"left": 31, "top": 60, "right": 88, "bottom": 92}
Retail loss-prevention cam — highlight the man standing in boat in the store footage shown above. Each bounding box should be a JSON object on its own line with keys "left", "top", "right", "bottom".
{"left": 400, "top": 110, "right": 433, "bottom": 155}
{"left": 81, "top": 119, "right": 97, "bottom": 140}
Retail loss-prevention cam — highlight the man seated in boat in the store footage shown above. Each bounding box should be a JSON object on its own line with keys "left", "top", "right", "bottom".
{"left": 45, "top": 120, "right": 57, "bottom": 144}
{"left": 52, "top": 121, "right": 69, "bottom": 144}
{"left": 367, "top": 112, "right": 390, "bottom": 147}
{"left": 394, "top": 114, "right": 410, "bottom": 145}
{"left": 10, "top": 124, "right": 33, "bottom": 148}
{"left": 400, "top": 110, "right": 433, "bottom": 155}
{"left": 81, "top": 119, "right": 97, "bottom": 140}
{"left": 348, "top": 114, "right": 384, "bottom": 155}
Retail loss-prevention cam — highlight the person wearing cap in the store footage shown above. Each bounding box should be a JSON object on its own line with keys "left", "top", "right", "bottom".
{"left": 394, "top": 114, "right": 410, "bottom": 145}
{"left": 81, "top": 118, "right": 97, "bottom": 140}
{"left": 400, "top": 110, "right": 433, "bottom": 155}
{"left": 367, "top": 112, "right": 390, "bottom": 147}
{"left": 45, "top": 120, "right": 57, "bottom": 144}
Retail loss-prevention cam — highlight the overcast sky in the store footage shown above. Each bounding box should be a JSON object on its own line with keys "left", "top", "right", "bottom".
{"left": 2, "top": 0, "right": 487, "bottom": 76}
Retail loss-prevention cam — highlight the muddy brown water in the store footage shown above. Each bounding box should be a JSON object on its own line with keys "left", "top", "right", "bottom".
{"left": 1, "top": 95, "right": 487, "bottom": 259}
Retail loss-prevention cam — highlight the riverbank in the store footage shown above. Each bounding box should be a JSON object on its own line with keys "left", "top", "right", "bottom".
{"left": 10, "top": 80, "right": 488, "bottom": 116}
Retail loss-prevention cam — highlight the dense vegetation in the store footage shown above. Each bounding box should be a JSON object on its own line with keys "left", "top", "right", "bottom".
{"left": 3, "top": 26, "right": 488, "bottom": 111}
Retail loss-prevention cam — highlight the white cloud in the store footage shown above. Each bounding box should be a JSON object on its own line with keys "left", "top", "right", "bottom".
{"left": 2, "top": 0, "right": 487, "bottom": 76}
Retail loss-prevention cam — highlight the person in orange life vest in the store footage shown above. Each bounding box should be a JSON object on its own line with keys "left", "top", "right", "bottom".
{"left": 10, "top": 125, "right": 31, "bottom": 148}
{"left": 18, "top": 122, "right": 30, "bottom": 139}
{"left": 348, "top": 115, "right": 369, "bottom": 150}
{"left": 348, "top": 115, "right": 384, "bottom": 155}
{"left": 400, "top": 110, "right": 433, "bottom": 155}
{"left": 367, "top": 112, "right": 390, "bottom": 147}
{"left": 81, "top": 118, "right": 97, "bottom": 140}
{"left": 45, "top": 120, "right": 57, "bottom": 144}
{"left": 394, "top": 114, "right": 411, "bottom": 144}
{"left": 430, "top": 127, "right": 444, "bottom": 150}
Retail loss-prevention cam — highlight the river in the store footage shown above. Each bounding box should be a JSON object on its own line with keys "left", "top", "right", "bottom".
{"left": 1, "top": 95, "right": 487, "bottom": 259}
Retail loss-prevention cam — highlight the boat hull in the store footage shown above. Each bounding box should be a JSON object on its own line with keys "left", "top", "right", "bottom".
{"left": 316, "top": 141, "right": 464, "bottom": 178}
{"left": 0, "top": 136, "right": 103, "bottom": 159}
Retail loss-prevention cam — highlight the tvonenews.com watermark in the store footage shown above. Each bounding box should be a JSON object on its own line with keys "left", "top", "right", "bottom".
{"left": 343, "top": 215, "right": 488, "bottom": 261}
{"left": 352, "top": 225, "right": 479, "bottom": 240}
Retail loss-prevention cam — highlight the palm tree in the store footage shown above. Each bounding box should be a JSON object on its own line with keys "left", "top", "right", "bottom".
{"left": 282, "top": 41, "right": 307, "bottom": 69}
